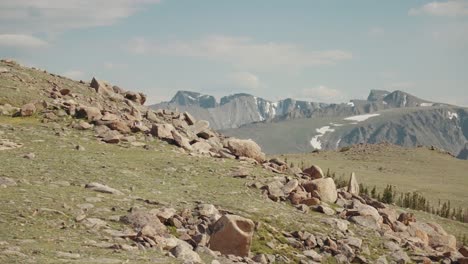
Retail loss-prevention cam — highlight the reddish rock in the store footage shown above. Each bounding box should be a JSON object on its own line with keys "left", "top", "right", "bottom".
{"left": 303, "top": 165, "right": 324, "bottom": 180}
{"left": 209, "top": 214, "right": 254, "bottom": 257}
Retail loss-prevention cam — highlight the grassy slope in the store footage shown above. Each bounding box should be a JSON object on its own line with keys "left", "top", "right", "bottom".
{"left": 278, "top": 145, "right": 468, "bottom": 210}
{"left": 0, "top": 116, "right": 393, "bottom": 263}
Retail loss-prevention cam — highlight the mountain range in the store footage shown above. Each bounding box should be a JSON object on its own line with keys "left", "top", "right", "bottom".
{"left": 151, "top": 90, "right": 468, "bottom": 159}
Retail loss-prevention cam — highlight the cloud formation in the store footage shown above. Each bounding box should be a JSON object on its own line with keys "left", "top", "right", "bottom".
{"left": 0, "top": 0, "right": 161, "bottom": 33}
{"left": 127, "top": 35, "right": 353, "bottom": 71}
{"left": 0, "top": 34, "right": 47, "bottom": 48}
{"left": 297, "top": 86, "right": 345, "bottom": 103}
{"left": 227, "top": 72, "right": 261, "bottom": 90}
{"left": 409, "top": 0, "right": 468, "bottom": 16}
{"left": 62, "top": 70, "right": 85, "bottom": 80}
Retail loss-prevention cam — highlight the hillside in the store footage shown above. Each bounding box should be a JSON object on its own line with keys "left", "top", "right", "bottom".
{"left": 1, "top": 60, "right": 468, "bottom": 263}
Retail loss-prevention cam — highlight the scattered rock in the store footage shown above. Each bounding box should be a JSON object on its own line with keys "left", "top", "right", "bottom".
{"left": 170, "top": 240, "right": 202, "bottom": 263}
{"left": 303, "top": 249, "right": 323, "bottom": 262}
{"left": 56, "top": 251, "right": 81, "bottom": 259}
{"left": 85, "top": 182, "right": 124, "bottom": 195}
{"left": 23, "top": 152, "right": 35, "bottom": 159}
{"left": 0, "top": 177, "right": 17, "bottom": 187}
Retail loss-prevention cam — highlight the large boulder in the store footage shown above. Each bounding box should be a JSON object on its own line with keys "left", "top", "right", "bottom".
{"left": 170, "top": 240, "right": 202, "bottom": 263}
{"left": 151, "top": 123, "right": 175, "bottom": 140}
{"left": 303, "top": 165, "right": 324, "bottom": 179}
{"left": 107, "top": 120, "right": 131, "bottom": 134}
{"left": 347, "top": 172, "right": 359, "bottom": 195}
{"left": 189, "top": 120, "right": 210, "bottom": 135}
{"left": 410, "top": 222, "right": 457, "bottom": 251}
{"left": 76, "top": 106, "right": 102, "bottom": 122}
{"left": 20, "top": 103, "right": 36, "bottom": 117}
{"left": 120, "top": 209, "right": 167, "bottom": 233}
{"left": 208, "top": 214, "right": 255, "bottom": 257}
{"left": 90, "top": 77, "right": 114, "bottom": 95}
{"left": 347, "top": 200, "right": 383, "bottom": 229}
{"left": 303, "top": 178, "right": 337, "bottom": 203}
{"left": 224, "top": 138, "right": 266, "bottom": 163}
{"left": 171, "top": 130, "right": 192, "bottom": 151}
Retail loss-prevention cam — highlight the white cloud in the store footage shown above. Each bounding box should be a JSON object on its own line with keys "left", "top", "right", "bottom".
{"left": 386, "top": 82, "right": 414, "bottom": 89}
{"left": 0, "top": 34, "right": 47, "bottom": 48}
{"left": 104, "top": 62, "right": 128, "bottom": 70}
{"left": 227, "top": 72, "right": 261, "bottom": 90}
{"left": 369, "top": 26, "right": 385, "bottom": 37}
{"left": 63, "top": 70, "right": 85, "bottom": 80}
{"left": 127, "top": 35, "right": 353, "bottom": 71}
{"left": 409, "top": 0, "right": 468, "bottom": 16}
{"left": 296, "top": 85, "right": 345, "bottom": 103}
{"left": 0, "top": 0, "right": 161, "bottom": 34}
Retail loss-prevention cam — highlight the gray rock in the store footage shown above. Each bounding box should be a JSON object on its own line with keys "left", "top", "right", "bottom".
{"left": 171, "top": 130, "right": 192, "bottom": 150}
{"left": 320, "top": 218, "right": 349, "bottom": 232}
{"left": 0, "top": 177, "right": 17, "bottom": 187}
{"left": 85, "top": 182, "right": 123, "bottom": 195}
{"left": 390, "top": 250, "right": 410, "bottom": 264}
{"left": 303, "top": 250, "right": 322, "bottom": 262}
{"left": 170, "top": 240, "right": 202, "bottom": 263}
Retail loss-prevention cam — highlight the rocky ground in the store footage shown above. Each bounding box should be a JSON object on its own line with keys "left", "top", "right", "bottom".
{"left": 1, "top": 59, "right": 467, "bottom": 263}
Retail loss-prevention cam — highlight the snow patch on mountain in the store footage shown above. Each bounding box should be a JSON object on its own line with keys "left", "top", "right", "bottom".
{"left": 344, "top": 113, "right": 381, "bottom": 122}
{"left": 310, "top": 126, "right": 335, "bottom": 149}
{"left": 420, "top": 103, "right": 433, "bottom": 107}
{"left": 448, "top": 111, "right": 458, "bottom": 120}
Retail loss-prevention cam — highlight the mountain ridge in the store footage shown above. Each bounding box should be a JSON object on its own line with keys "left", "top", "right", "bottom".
{"left": 152, "top": 89, "right": 446, "bottom": 130}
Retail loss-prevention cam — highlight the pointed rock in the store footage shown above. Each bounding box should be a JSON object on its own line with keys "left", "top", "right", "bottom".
{"left": 347, "top": 172, "right": 360, "bottom": 195}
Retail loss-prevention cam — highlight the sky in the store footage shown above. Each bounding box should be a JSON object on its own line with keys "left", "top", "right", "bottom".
{"left": 0, "top": 0, "right": 467, "bottom": 106}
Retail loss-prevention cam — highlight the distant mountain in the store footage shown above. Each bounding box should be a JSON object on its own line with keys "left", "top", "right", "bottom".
{"left": 151, "top": 90, "right": 443, "bottom": 130}
{"left": 458, "top": 143, "right": 468, "bottom": 160}
{"left": 152, "top": 90, "right": 467, "bottom": 159}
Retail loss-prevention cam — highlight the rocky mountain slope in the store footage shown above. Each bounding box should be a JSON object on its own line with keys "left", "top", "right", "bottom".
{"left": 222, "top": 106, "right": 468, "bottom": 159}
{"left": 1, "top": 59, "right": 468, "bottom": 264}
{"left": 151, "top": 89, "right": 443, "bottom": 130}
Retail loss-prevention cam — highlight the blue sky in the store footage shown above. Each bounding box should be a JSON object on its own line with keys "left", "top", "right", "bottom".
{"left": 0, "top": 0, "right": 467, "bottom": 105}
